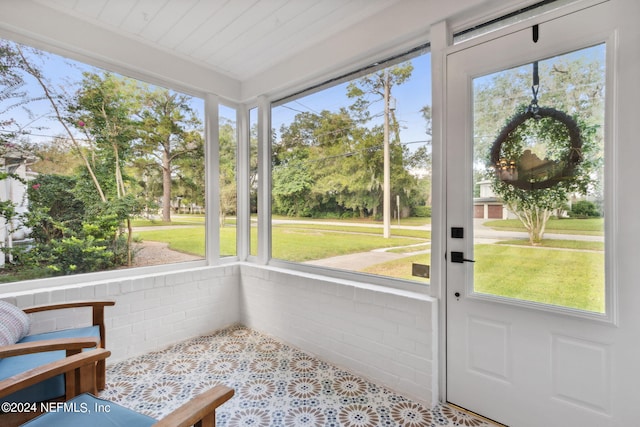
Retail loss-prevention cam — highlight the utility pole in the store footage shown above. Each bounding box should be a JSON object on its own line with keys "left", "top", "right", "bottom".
{"left": 383, "top": 69, "right": 391, "bottom": 238}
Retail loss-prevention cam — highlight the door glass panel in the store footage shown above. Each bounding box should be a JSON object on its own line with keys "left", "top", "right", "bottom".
{"left": 472, "top": 44, "right": 606, "bottom": 313}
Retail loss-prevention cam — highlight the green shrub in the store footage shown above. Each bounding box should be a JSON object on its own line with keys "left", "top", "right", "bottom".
{"left": 570, "top": 200, "right": 601, "bottom": 218}
{"left": 27, "top": 174, "right": 86, "bottom": 242}
{"left": 45, "top": 237, "right": 113, "bottom": 275}
{"left": 412, "top": 205, "right": 432, "bottom": 218}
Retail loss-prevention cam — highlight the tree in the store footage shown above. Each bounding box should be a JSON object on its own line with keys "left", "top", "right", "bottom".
{"left": 69, "top": 72, "right": 141, "bottom": 201}
{"left": 67, "top": 71, "right": 144, "bottom": 264}
{"left": 272, "top": 112, "right": 317, "bottom": 216}
{"left": 25, "top": 139, "right": 83, "bottom": 175}
{"left": 0, "top": 41, "right": 27, "bottom": 266}
{"left": 249, "top": 122, "right": 259, "bottom": 214}
{"left": 138, "top": 89, "right": 202, "bottom": 222}
{"left": 0, "top": 40, "right": 27, "bottom": 148}
{"left": 347, "top": 62, "right": 415, "bottom": 230}
{"left": 346, "top": 62, "right": 414, "bottom": 143}
{"left": 272, "top": 61, "right": 423, "bottom": 220}
{"left": 219, "top": 119, "right": 236, "bottom": 226}
{"left": 272, "top": 158, "right": 315, "bottom": 217}
{"left": 476, "top": 49, "right": 605, "bottom": 244}
{"left": 25, "top": 174, "right": 85, "bottom": 242}
{"left": 406, "top": 105, "right": 433, "bottom": 207}
{"left": 9, "top": 46, "right": 143, "bottom": 269}
{"left": 14, "top": 45, "right": 109, "bottom": 203}
{"left": 171, "top": 129, "right": 205, "bottom": 215}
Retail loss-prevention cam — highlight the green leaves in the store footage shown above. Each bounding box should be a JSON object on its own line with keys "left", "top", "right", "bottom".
{"left": 273, "top": 61, "right": 424, "bottom": 219}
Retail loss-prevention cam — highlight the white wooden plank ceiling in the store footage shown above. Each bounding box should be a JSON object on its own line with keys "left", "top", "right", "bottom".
{"left": 36, "top": 0, "right": 400, "bottom": 82}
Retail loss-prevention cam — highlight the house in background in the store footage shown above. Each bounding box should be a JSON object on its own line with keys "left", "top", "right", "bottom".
{"left": 0, "top": 148, "right": 35, "bottom": 267}
{"left": 0, "top": 1, "right": 638, "bottom": 426}
{"left": 474, "top": 180, "right": 508, "bottom": 220}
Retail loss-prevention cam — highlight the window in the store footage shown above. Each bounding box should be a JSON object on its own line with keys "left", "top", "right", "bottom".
{"left": 270, "top": 50, "right": 432, "bottom": 284}
{"left": 219, "top": 105, "right": 237, "bottom": 258}
{"left": 472, "top": 44, "right": 606, "bottom": 313}
{"left": 249, "top": 107, "right": 258, "bottom": 257}
{"left": 0, "top": 39, "right": 205, "bottom": 283}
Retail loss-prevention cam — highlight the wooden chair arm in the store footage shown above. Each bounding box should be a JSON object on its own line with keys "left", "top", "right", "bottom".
{"left": 153, "top": 385, "right": 234, "bottom": 427}
{"left": 0, "top": 348, "right": 111, "bottom": 399}
{"left": 22, "top": 301, "right": 115, "bottom": 315}
{"left": 0, "top": 337, "right": 100, "bottom": 358}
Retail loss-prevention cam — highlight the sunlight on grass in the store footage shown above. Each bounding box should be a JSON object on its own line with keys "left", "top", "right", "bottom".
{"left": 474, "top": 244, "right": 604, "bottom": 313}
{"left": 131, "top": 217, "right": 205, "bottom": 227}
{"left": 270, "top": 215, "right": 431, "bottom": 226}
{"left": 134, "top": 227, "right": 205, "bottom": 256}
{"left": 272, "top": 229, "right": 425, "bottom": 262}
{"left": 275, "top": 223, "right": 430, "bottom": 239}
{"left": 483, "top": 218, "right": 604, "bottom": 235}
{"left": 134, "top": 225, "right": 427, "bottom": 262}
{"left": 495, "top": 239, "right": 604, "bottom": 251}
{"left": 132, "top": 218, "right": 605, "bottom": 313}
{"left": 363, "top": 254, "right": 429, "bottom": 283}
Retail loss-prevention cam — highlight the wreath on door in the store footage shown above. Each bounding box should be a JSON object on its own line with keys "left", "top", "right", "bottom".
{"left": 490, "top": 61, "right": 584, "bottom": 190}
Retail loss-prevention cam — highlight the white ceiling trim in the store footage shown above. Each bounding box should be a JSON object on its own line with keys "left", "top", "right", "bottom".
{"left": 0, "top": 0, "right": 555, "bottom": 103}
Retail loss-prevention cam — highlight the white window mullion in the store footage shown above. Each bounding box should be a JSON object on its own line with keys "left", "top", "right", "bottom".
{"left": 257, "top": 95, "right": 271, "bottom": 264}
{"left": 236, "top": 105, "right": 250, "bottom": 261}
{"left": 205, "top": 94, "right": 220, "bottom": 263}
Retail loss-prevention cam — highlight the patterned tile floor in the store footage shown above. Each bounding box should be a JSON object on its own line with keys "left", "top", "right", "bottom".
{"left": 101, "top": 325, "right": 494, "bottom": 426}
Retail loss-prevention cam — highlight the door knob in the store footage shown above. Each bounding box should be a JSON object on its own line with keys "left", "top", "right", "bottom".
{"left": 451, "top": 251, "right": 475, "bottom": 263}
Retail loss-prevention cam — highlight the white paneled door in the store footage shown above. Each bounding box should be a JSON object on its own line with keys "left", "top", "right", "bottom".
{"left": 445, "top": 2, "right": 616, "bottom": 426}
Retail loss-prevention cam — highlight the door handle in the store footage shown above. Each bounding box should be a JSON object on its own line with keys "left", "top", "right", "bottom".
{"left": 451, "top": 251, "right": 475, "bottom": 263}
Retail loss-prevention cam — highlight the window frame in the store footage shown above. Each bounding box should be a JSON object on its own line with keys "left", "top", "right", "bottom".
{"left": 258, "top": 47, "right": 433, "bottom": 295}
{"left": 0, "top": 32, "right": 434, "bottom": 295}
{"left": 0, "top": 37, "right": 224, "bottom": 293}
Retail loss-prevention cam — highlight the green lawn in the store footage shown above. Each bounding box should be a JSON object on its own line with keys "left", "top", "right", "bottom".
{"left": 133, "top": 217, "right": 604, "bottom": 313}
{"left": 131, "top": 215, "right": 205, "bottom": 227}
{"left": 134, "top": 225, "right": 426, "bottom": 261}
{"left": 274, "top": 223, "right": 430, "bottom": 239}
{"left": 271, "top": 215, "right": 430, "bottom": 226}
{"left": 484, "top": 217, "right": 604, "bottom": 235}
{"left": 495, "top": 239, "right": 604, "bottom": 251}
{"left": 134, "top": 227, "right": 206, "bottom": 256}
{"left": 364, "top": 244, "right": 604, "bottom": 312}
{"left": 363, "top": 253, "right": 430, "bottom": 283}
{"left": 474, "top": 244, "right": 605, "bottom": 312}
{"left": 271, "top": 229, "right": 424, "bottom": 262}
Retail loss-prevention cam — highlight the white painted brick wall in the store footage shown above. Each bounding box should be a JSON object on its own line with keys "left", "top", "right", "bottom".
{"left": 1, "top": 262, "right": 438, "bottom": 406}
{"left": 1, "top": 265, "right": 241, "bottom": 363}
{"left": 239, "top": 263, "right": 438, "bottom": 406}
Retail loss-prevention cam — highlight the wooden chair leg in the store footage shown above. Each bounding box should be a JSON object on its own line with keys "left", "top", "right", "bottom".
{"left": 78, "top": 363, "right": 97, "bottom": 395}
{"left": 64, "top": 360, "right": 97, "bottom": 399}
{"left": 195, "top": 413, "right": 216, "bottom": 427}
{"left": 65, "top": 367, "right": 77, "bottom": 400}
{"left": 96, "top": 359, "right": 106, "bottom": 391}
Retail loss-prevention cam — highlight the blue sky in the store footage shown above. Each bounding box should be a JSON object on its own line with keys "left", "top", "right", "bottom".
{"left": 3, "top": 39, "right": 431, "bottom": 152}
{"left": 272, "top": 52, "right": 432, "bottom": 151}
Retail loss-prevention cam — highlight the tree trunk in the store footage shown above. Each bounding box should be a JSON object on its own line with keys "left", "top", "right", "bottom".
{"left": 127, "top": 218, "right": 132, "bottom": 266}
{"left": 162, "top": 150, "right": 172, "bottom": 222}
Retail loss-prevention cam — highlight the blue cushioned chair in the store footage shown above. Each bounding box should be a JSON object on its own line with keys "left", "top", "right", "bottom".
{"left": 0, "top": 347, "right": 111, "bottom": 425}
{"left": 22, "top": 385, "right": 234, "bottom": 427}
{"left": 0, "top": 301, "right": 114, "bottom": 407}
{"left": 0, "top": 349, "right": 234, "bottom": 427}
